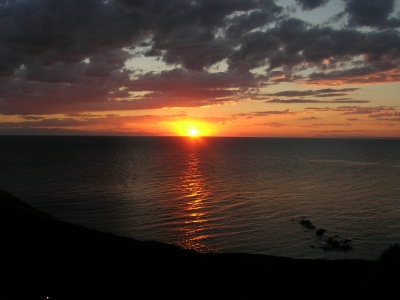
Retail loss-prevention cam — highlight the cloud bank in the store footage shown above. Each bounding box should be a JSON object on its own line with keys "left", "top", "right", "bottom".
{"left": 1, "top": 0, "right": 400, "bottom": 136}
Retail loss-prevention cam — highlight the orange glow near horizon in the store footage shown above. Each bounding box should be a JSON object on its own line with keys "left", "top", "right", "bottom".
{"left": 173, "top": 121, "right": 212, "bottom": 137}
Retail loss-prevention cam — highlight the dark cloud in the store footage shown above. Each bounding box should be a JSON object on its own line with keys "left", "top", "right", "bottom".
{"left": 370, "top": 122, "right": 400, "bottom": 126}
{"left": 1, "top": 0, "right": 400, "bottom": 120}
{"left": 345, "top": 0, "right": 400, "bottom": 29}
{"left": 1, "top": 1, "right": 400, "bottom": 80}
{"left": 228, "top": 30, "right": 282, "bottom": 74}
{"left": 0, "top": 113, "right": 231, "bottom": 130}
{"left": 133, "top": 0, "right": 282, "bottom": 71}
{"left": 315, "top": 93, "right": 349, "bottom": 97}
{"left": 371, "top": 118, "right": 400, "bottom": 122}
{"left": 265, "top": 98, "right": 369, "bottom": 104}
{"left": 265, "top": 88, "right": 359, "bottom": 97}
{"left": 305, "top": 130, "right": 365, "bottom": 135}
{"left": 0, "top": 127, "right": 161, "bottom": 135}
{"left": 225, "top": 4, "right": 283, "bottom": 38}
{"left": 236, "top": 108, "right": 295, "bottom": 118}
{"left": 334, "top": 106, "right": 395, "bottom": 115}
{"left": 0, "top": 115, "right": 175, "bottom": 129}
{"left": 368, "top": 111, "right": 400, "bottom": 119}
{"left": 305, "top": 107, "right": 331, "bottom": 110}
{"left": 311, "top": 123, "right": 351, "bottom": 126}
{"left": 128, "top": 69, "right": 262, "bottom": 91}
{"left": 0, "top": 67, "right": 262, "bottom": 115}
{"left": 332, "top": 98, "right": 354, "bottom": 101}
{"left": 295, "top": 0, "right": 329, "bottom": 11}
{"left": 229, "top": 18, "right": 363, "bottom": 74}
{"left": 301, "top": 116, "right": 321, "bottom": 120}
{"left": 232, "top": 18, "right": 400, "bottom": 83}
{"left": 0, "top": 0, "right": 144, "bottom": 76}
{"left": 254, "top": 122, "right": 288, "bottom": 127}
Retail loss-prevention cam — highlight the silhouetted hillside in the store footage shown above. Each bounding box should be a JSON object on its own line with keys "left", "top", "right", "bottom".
{"left": 1, "top": 189, "right": 398, "bottom": 299}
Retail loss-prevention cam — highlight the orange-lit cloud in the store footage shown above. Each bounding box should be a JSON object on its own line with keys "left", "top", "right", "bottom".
{"left": 1, "top": 0, "right": 400, "bottom": 137}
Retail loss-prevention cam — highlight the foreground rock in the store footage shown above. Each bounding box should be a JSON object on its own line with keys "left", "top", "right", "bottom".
{"left": 295, "top": 217, "right": 353, "bottom": 252}
{"left": 1, "top": 189, "right": 398, "bottom": 299}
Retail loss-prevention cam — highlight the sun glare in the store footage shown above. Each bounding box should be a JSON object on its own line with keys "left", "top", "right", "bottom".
{"left": 188, "top": 128, "right": 199, "bottom": 136}
{"left": 173, "top": 121, "right": 212, "bottom": 137}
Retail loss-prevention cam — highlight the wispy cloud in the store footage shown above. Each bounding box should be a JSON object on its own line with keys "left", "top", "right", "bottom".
{"left": 254, "top": 122, "right": 288, "bottom": 127}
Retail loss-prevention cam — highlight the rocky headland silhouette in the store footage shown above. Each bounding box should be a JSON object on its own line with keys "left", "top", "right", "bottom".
{"left": 1, "top": 189, "right": 398, "bottom": 299}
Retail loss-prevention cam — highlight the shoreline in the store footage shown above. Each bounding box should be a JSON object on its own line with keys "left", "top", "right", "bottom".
{"left": 1, "top": 189, "right": 398, "bottom": 299}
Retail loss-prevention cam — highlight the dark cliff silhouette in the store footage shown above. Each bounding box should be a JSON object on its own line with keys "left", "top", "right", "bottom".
{"left": 1, "top": 189, "right": 398, "bottom": 299}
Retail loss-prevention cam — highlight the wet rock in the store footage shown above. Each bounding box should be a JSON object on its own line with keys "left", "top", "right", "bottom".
{"left": 300, "top": 220, "right": 315, "bottom": 228}
{"left": 320, "top": 236, "right": 353, "bottom": 252}
{"left": 300, "top": 220, "right": 312, "bottom": 225}
{"left": 294, "top": 217, "right": 353, "bottom": 252}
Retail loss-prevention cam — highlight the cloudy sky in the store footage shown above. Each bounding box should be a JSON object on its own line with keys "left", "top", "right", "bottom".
{"left": 1, "top": 0, "right": 400, "bottom": 137}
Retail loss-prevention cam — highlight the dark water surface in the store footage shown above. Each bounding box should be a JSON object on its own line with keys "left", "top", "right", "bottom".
{"left": 1, "top": 136, "right": 399, "bottom": 260}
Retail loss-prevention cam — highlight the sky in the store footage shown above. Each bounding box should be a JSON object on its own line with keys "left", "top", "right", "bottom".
{"left": 1, "top": 0, "right": 400, "bottom": 137}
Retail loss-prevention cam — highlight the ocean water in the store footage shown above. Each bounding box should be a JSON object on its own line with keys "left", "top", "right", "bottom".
{"left": 1, "top": 136, "right": 399, "bottom": 260}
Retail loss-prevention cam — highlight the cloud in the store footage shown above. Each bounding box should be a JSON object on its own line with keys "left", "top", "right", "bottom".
{"left": 311, "top": 123, "right": 351, "bottom": 126}
{"left": 370, "top": 122, "right": 400, "bottom": 126}
{"left": 334, "top": 106, "right": 395, "bottom": 115}
{"left": 265, "top": 98, "right": 369, "bottom": 104}
{"left": 236, "top": 108, "right": 295, "bottom": 118}
{"left": 295, "top": 0, "right": 329, "bottom": 11}
{"left": 0, "top": 0, "right": 400, "bottom": 135}
{"left": 0, "top": 127, "right": 157, "bottom": 136}
{"left": 137, "top": 0, "right": 283, "bottom": 72}
{"left": 367, "top": 111, "right": 400, "bottom": 122}
{"left": 232, "top": 18, "right": 400, "bottom": 83}
{"left": 305, "top": 107, "right": 331, "bottom": 111}
{"left": 0, "top": 68, "right": 263, "bottom": 115}
{"left": 265, "top": 88, "right": 359, "bottom": 97}
{"left": 254, "top": 122, "right": 288, "bottom": 127}
{"left": 0, "top": 114, "right": 183, "bottom": 129}
{"left": 0, "top": 113, "right": 231, "bottom": 131}
{"left": 303, "top": 106, "right": 400, "bottom": 120}
{"left": 300, "top": 116, "right": 321, "bottom": 120}
{"left": 0, "top": 0, "right": 145, "bottom": 76}
{"left": 305, "top": 130, "right": 366, "bottom": 135}
{"left": 2, "top": 1, "right": 400, "bottom": 83}
{"left": 344, "top": 0, "right": 400, "bottom": 29}
{"left": 225, "top": 4, "right": 283, "bottom": 38}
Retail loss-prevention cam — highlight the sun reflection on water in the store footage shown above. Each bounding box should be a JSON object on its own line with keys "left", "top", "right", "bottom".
{"left": 176, "top": 146, "right": 214, "bottom": 252}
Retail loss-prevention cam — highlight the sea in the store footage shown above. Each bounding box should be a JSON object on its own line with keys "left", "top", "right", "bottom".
{"left": 1, "top": 136, "right": 399, "bottom": 260}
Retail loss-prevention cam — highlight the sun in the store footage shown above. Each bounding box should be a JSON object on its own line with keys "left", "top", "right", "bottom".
{"left": 188, "top": 128, "right": 199, "bottom": 137}
{"left": 172, "top": 120, "right": 212, "bottom": 137}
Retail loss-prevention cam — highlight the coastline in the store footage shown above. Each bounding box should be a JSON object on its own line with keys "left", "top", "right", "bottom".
{"left": 1, "top": 189, "right": 398, "bottom": 299}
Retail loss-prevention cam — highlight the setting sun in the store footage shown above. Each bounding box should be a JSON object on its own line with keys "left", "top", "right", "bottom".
{"left": 188, "top": 128, "right": 199, "bottom": 136}
{"left": 172, "top": 121, "right": 213, "bottom": 137}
